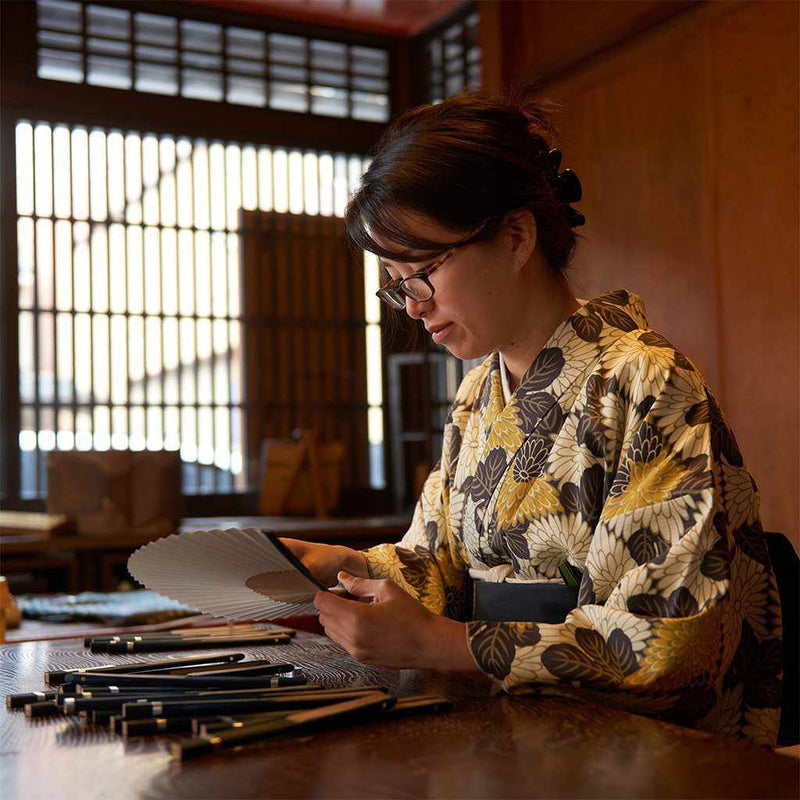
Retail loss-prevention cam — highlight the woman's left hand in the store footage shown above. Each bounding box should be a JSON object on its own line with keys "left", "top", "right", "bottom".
{"left": 313, "top": 572, "right": 480, "bottom": 672}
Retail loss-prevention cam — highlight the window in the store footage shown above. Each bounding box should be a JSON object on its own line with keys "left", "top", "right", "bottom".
{"left": 424, "top": 7, "right": 480, "bottom": 104}
{"left": 13, "top": 120, "right": 385, "bottom": 501}
{"left": 35, "top": 0, "right": 391, "bottom": 121}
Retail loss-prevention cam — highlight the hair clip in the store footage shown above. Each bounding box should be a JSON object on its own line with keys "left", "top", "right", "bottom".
{"left": 543, "top": 148, "right": 585, "bottom": 228}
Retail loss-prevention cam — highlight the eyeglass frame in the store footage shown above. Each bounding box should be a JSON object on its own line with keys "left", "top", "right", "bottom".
{"left": 374, "top": 215, "right": 506, "bottom": 310}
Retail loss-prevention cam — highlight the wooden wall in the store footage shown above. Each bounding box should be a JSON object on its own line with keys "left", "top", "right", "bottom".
{"left": 480, "top": 1, "right": 799, "bottom": 548}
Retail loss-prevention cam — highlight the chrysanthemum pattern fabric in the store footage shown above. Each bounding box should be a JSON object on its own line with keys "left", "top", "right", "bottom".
{"left": 363, "top": 289, "right": 782, "bottom": 745}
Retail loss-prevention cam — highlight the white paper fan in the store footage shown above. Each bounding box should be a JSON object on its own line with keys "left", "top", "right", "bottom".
{"left": 127, "top": 528, "right": 327, "bottom": 621}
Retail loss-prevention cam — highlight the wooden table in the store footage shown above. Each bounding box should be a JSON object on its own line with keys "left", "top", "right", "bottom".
{"left": 1, "top": 632, "right": 797, "bottom": 800}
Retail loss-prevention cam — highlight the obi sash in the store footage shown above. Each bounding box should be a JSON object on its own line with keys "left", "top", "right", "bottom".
{"left": 469, "top": 562, "right": 579, "bottom": 624}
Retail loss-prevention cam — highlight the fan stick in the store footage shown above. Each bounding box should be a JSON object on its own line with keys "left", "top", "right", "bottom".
{"left": 172, "top": 693, "right": 394, "bottom": 760}
{"left": 45, "top": 653, "right": 246, "bottom": 685}
{"left": 94, "top": 634, "right": 292, "bottom": 654}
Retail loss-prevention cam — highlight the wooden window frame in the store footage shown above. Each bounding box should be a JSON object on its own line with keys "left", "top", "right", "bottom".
{"left": 0, "top": 0, "right": 413, "bottom": 514}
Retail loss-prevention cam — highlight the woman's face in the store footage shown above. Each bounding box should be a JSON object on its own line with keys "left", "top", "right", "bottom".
{"left": 374, "top": 209, "right": 537, "bottom": 360}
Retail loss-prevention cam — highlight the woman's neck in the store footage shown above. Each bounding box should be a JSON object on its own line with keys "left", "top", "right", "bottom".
{"left": 499, "top": 268, "right": 579, "bottom": 392}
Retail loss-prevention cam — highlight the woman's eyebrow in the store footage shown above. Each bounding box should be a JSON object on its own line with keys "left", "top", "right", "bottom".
{"left": 378, "top": 253, "right": 433, "bottom": 270}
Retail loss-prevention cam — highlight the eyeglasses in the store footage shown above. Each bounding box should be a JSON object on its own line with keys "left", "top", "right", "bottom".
{"left": 375, "top": 249, "right": 457, "bottom": 310}
{"left": 374, "top": 215, "right": 505, "bottom": 310}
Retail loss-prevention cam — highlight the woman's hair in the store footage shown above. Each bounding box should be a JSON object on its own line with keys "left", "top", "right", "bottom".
{"left": 344, "top": 83, "right": 581, "bottom": 274}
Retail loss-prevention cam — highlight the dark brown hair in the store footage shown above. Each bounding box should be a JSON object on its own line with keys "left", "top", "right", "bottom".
{"left": 344, "top": 84, "right": 581, "bottom": 273}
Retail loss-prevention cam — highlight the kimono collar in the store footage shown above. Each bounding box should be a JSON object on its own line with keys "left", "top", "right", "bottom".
{"left": 498, "top": 352, "right": 513, "bottom": 405}
{"left": 480, "top": 289, "right": 648, "bottom": 442}
{"left": 471, "top": 289, "right": 649, "bottom": 564}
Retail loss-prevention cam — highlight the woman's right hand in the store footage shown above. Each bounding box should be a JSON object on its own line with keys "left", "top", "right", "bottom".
{"left": 279, "top": 538, "right": 370, "bottom": 588}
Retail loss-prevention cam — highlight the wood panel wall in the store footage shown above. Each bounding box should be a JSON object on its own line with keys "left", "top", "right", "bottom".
{"left": 240, "top": 211, "right": 368, "bottom": 489}
{"left": 480, "top": 1, "right": 799, "bottom": 547}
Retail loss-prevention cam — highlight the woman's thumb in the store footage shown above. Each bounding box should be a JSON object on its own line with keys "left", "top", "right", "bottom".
{"left": 337, "top": 571, "right": 377, "bottom": 597}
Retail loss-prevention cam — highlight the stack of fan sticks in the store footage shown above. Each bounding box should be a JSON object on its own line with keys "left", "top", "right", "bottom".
{"left": 83, "top": 623, "right": 296, "bottom": 654}
{"left": 6, "top": 626, "right": 451, "bottom": 760}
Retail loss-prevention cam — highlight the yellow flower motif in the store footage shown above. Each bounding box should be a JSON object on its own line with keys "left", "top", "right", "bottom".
{"left": 603, "top": 333, "right": 675, "bottom": 381}
{"left": 600, "top": 334, "right": 674, "bottom": 405}
{"left": 456, "top": 417, "right": 482, "bottom": 481}
{"left": 456, "top": 357, "right": 491, "bottom": 406}
{"left": 448, "top": 484, "right": 466, "bottom": 540}
{"left": 485, "top": 401, "right": 525, "bottom": 454}
{"left": 742, "top": 706, "right": 780, "bottom": 748}
{"left": 483, "top": 370, "right": 506, "bottom": 431}
{"left": 546, "top": 415, "right": 583, "bottom": 485}
{"left": 602, "top": 451, "right": 686, "bottom": 518}
{"left": 628, "top": 604, "right": 724, "bottom": 691}
{"left": 650, "top": 370, "right": 709, "bottom": 457}
{"left": 364, "top": 544, "right": 411, "bottom": 587}
{"left": 494, "top": 473, "right": 560, "bottom": 529}
{"left": 730, "top": 550, "right": 769, "bottom": 638}
{"left": 420, "top": 468, "right": 444, "bottom": 519}
{"left": 585, "top": 533, "right": 630, "bottom": 601}
{"left": 422, "top": 570, "right": 447, "bottom": 615}
{"left": 528, "top": 513, "right": 591, "bottom": 577}
{"left": 722, "top": 462, "right": 759, "bottom": 530}
{"left": 699, "top": 684, "right": 744, "bottom": 739}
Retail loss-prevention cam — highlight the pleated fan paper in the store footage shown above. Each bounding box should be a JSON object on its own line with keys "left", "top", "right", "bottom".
{"left": 127, "top": 529, "right": 328, "bottom": 620}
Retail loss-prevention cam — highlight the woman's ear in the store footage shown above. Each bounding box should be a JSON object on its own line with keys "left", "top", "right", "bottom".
{"left": 505, "top": 209, "right": 537, "bottom": 272}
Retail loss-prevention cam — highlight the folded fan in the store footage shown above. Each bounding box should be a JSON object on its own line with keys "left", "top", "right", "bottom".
{"left": 128, "top": 529, "right": 327, "bottom": 620}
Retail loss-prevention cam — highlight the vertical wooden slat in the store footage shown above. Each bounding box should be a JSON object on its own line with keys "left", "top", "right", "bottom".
{"left": 320, "top": 213, "right": 337, "bottom": 445}
{"left": 1, "top": 113, "right": 21, "bottom": 502}
{"left": 50, "top": 126, "right": 60, "bottom": 466}
{"left": 288, "top": 209, "right": 306, "bottom": 430}
{"left": 274, "top": 211, "right": 291, "bottom": 438}
{"left": 173, "top": 135, "right": 183, "bottom": 480}
{"left": 135, "top": 133, "right": 145, "bottom": 450}
{"left": 208, "top": 141, "right": 217, "bottom": 491}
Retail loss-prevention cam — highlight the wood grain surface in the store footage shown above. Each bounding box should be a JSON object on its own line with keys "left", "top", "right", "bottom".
{"left": 1, "top": 632, "right": 797, "bottom": 800}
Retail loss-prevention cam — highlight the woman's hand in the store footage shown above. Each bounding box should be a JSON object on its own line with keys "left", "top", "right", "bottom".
{"left": 278, "top": 539, "right": 370, "bottom": 588}
{"left": 313, "top": 571, "right": 483, "bottom": 673}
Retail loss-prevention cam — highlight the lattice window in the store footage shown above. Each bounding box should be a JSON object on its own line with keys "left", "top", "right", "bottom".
{"left": 35, "top": 0, "right": 391, "bottom": 121}
{"left": 426, "top": 8, "right": 480, "bottom": 104}
{"left": 14, "top": 119, "right": 385, "bottom": 500}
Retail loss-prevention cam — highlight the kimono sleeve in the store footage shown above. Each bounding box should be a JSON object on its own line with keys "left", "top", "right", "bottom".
{"left": 361, "top": 434, "right": 470, "bottom": 619}
{"left": 464, "top": 358, "right": 782, "bottom": 745}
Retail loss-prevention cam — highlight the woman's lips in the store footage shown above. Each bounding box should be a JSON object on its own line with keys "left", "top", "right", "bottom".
{"left": 431, "top": 322, "right": 454, "bottom": 344}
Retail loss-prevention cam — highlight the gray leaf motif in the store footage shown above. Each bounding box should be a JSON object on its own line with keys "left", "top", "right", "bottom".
{"left": 560, "top": 482, "right": 581, "bottom": 515}
{"left": 502, "top": 520, "right": 531, "bottom": 565}
{"left": 469, "top": 621, "right": 541, "bottom": 681}
{"left": 425, "top": 520, "right": 439, "bottom": 552}
{"left": 627, "top": 586, "right": 700, "bottom": 619}
{"left": 700, "top": 536, "right": 731, "bottom": 581}
{"left": 516, "top": 391, "right": 556, "bottom": 435}
{"left": 638, "top": 330, "right": 673, "bottom": 349}
{"left": 520, "top": 347, "right": 565, "bottom": 393}
{"left": 572, "top": 311, "right": 603, "bottom": 342}
{"left": 578, "top": 464, "right": 606, "bottom": 527}
{"left": 468, "top": 447, "right": 507, "bottom": 508}
{"left": 627, "top": 527, "right": 669, "bottom": 566}
{"left": 595, "top": 304, "right": 638, "bottom": 332}
{"left": 601, "top": 289, "right": 631, "bottom": 306}
{"left": 577, "top": 413, "right": 605, "bottom": 459}
{"left": 448, "top": 425, "right": 462, "bottom": 470}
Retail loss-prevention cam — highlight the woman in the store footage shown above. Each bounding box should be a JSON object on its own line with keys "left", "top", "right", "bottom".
{"left": 283, "top": 87, "right": 782, "bottom": 746}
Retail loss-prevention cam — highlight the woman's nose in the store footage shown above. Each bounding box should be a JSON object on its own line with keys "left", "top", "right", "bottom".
{"left": 405, "top": 296, "right": 429, "bottom": 319}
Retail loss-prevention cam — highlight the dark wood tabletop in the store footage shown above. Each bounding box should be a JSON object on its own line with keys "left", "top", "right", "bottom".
{"left": 0, "top": 514, "right": 411, "bottom": 554}
{"left": 1, "top": 632, "right": 797, "bottom": 800}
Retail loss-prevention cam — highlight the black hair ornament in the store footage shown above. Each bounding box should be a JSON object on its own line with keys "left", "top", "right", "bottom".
{"left": 543, "top": 148, "right": 586, "bottom": 228}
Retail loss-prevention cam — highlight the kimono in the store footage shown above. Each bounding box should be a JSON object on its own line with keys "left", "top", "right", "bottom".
{"left": 363, "top": 289, "right": 782, "bottom": 746}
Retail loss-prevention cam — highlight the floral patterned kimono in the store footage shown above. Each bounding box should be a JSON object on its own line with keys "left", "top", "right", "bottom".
{"left": 363, "top": 289, "right": 782, "bottom": 746}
